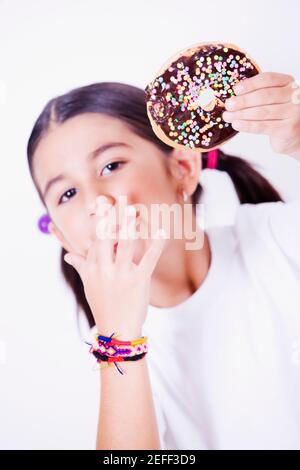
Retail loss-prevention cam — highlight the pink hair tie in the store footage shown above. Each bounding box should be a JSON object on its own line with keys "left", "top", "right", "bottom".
{"left": 38, "top": 213, "right": 51, "bottom": 234}
{"left": 206, "top": 149, "right": 219, "bottom": 169}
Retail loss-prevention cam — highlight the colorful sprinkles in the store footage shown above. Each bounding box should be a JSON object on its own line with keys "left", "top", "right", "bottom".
{"left": 145, "top": 44, "right": 260, "bottom": 150}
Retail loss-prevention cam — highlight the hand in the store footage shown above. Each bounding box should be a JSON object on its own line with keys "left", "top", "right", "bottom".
{"left": 63, "top": 202, "right": 167, "bottom": 340}
{"left": 222, "top": 72, "right": 300, "bottom": 159}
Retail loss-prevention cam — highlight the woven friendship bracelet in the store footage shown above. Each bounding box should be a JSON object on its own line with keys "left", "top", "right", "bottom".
{"left": 95, "top": 332, "right": 148, "bottom": 346}
{"left": 95, "top": 341, "right": 148, "bottom": 358}
{"left": 91, "top": 349, "right": 147, "bottom": 363}
{"left": 85, "top": 343, "right": 147, "bottom": 375}
{"left": 85, "top": 331, "right": 149, "bottom": 375}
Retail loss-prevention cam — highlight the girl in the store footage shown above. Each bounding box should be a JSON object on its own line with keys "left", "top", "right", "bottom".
{"left": 27, "top": 73, "right": 300, "bottom": 450}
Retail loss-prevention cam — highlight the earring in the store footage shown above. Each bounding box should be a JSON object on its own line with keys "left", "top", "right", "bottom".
{"left": 182, "top": 190, "right": 188, "bottom": 202}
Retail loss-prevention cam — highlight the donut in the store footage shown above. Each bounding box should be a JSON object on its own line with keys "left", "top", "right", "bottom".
{"left": 144, "top": 42, "right": 261, "bottom": 151}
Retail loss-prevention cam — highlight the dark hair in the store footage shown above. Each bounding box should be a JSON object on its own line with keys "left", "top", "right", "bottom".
{"left": 27, "top": 82, "right": 284, "bottom": 332}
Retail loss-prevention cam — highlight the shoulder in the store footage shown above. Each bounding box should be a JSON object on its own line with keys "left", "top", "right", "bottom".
{"left": 233, "top": 199, "right": 300, "bottom": 271}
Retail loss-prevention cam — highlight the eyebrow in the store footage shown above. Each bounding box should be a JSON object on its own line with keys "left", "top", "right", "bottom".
{"left": 42, "top": 142, "right": 130, "bottom": 200}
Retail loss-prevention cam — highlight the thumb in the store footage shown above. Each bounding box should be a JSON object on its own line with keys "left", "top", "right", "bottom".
{"left": 64, "top": 252, "right": 85, "bottom": 273}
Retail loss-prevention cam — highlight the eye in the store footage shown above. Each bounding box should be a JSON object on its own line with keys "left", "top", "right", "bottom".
{"left": 100, "top": 160, "right": 124, "bottom": 176}
{"left": 58, "top": 188, "right": 77, "bottom": 205}
{"left": 58, "top": 161, "right": 124, "bottom": 205}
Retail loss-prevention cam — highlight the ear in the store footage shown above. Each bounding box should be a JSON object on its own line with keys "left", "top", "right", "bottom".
{"left": 168, "top": 148, "right": 202, "bottom": 185}
{"left": 48, "top": 221, "right": 73, "bottom": 254}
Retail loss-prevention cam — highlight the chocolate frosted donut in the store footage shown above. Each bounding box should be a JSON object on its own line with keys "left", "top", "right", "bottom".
{"left": 145, "top": 42, "right": 261, "bottom": 151}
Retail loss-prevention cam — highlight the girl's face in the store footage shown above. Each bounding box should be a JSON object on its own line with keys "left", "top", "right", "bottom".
{"left": 33, "top": 112, "right": 201, "bottom": 262}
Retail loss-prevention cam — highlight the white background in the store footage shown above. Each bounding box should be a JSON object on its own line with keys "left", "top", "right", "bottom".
{"left": 0, "top": 0, "right": 300, "bottom": 449}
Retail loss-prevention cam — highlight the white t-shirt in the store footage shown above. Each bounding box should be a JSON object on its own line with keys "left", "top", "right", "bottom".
{"left": 141, "top": 198, "right": 300, "bottom": 450}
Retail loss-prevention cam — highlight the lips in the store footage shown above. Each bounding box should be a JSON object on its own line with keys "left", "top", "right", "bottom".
{"left": 92, "top": 209, "right": 140, "bottom": 253}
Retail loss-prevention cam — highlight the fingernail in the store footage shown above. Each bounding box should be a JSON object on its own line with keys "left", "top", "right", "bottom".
{"left": 233, "top": 83, "right": 243, "bottom": 94}
{"left": 222, "top": 111, "right": 233, "bottom": 122}
{"left": 225, "top": 98, "right": 236, "bottom": 111}
{"left": 96, "top": 196, "right": 111, "bottom": 210}
{"left": 96, "top": 195, "right": 109, "bottom": 204}
{"left": 232, "top": 121, "right": 241, "bottom": 130}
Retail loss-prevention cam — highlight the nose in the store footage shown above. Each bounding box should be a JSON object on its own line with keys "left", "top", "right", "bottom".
{"left": 88, "top": 195, "right": 140, "bottom": 237}
{"left": 87, "top": 195, "right": 113, "bottom": 216}
{"left": 87, "top": 195, "right": 119, "bottom": 239}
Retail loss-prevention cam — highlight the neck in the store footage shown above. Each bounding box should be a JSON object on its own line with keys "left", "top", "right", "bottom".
{"left": 149, "top": 216, "right": 211, "bottom": 309}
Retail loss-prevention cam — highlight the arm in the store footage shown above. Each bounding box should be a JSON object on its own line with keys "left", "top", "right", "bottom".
{"left": 63, "top": 203, "right": 167, "bottom": 450}
{"left": 96, "top": 356, "right": 161, "bottom": 450}
{"left": 223, "top": 72, "right": 300, "bottom": 266}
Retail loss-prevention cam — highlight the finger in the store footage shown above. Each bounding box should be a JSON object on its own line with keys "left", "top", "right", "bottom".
{"left": 85, "top": 239, "right": 97, "bottom": 264}
{"left": 64, "top": 251, "right": 86, "bottom": 275}
{"left": 115, "top": 205, "right": 137, "bottom": 267}
{"left": 233, "top": 72, "right": 295, "bottom": 96}
{"left": 231, "top": 119, "right": 293, "bottom": 137}
{"left": 94, "top": 205, "right": 116, "bottom": 265}
{"left": 223, "top": 103, "right": 293, "bottom": 122}
{"left": 86, "top": 197, "right": 114, "bottom": 264}
{"left": 225, "top": 85, "right": 293, "bottom": 111}
{"left": 95, "top": 196, "right": 113, "bottom": 217}
{"left": 138, "top": 229, "right": 167, "bottom": 278}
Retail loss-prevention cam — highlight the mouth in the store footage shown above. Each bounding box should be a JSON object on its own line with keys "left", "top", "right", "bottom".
{"left": 113, "top": 210, "right": 140, "bottom": 243}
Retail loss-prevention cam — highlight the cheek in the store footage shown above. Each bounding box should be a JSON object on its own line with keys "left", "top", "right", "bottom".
{"left": 130, "top": 168, "right": 175, "bottom": 204}
{"left": 58, "top": 214, "right": 90, "bottom": 255}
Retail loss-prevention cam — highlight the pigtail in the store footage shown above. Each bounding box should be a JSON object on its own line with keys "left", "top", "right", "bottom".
{"left": 60, "top": 248, "right": 95, "bottom": 331}
{"left": 202, "top": 149, "right": 284, "bottom": 204}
